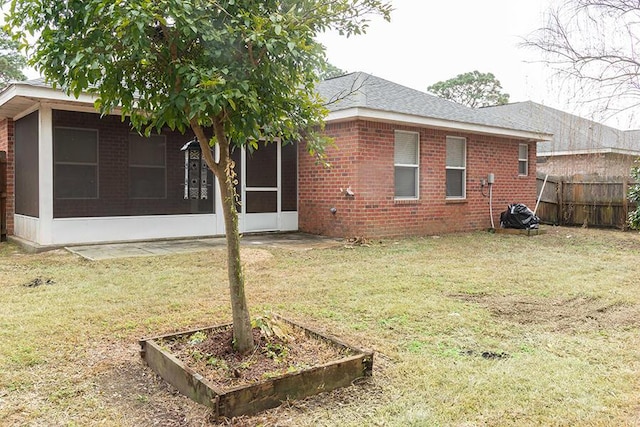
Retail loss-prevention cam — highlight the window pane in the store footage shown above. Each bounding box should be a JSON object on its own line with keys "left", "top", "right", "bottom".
{"left": 129, "top": 134, "right": 165, "bottom": 166}
{"left": 129, "top": 167, "right": 166, "bottom": 198}
{"left": 446, "top": 137, "right": 465, "bottom": 167}
{"left": 54, "top": 164, "right": 97, "bottom": 198}
{"left": 246, "top": 191, "right": 278, "bottom": 213}
{"left": 519, "top": 160, "right": 528, "bottom": 175}
{"left": 519, "top": 144, "right": 528, "bottom": 160}
{"left": 246, "top": 141, "right": 277, "bottom": 187}
{"left": 395, "top": 132, "right": 418, "bottom": 165}
{"left": 395, "top": 166, "right": 417, "bottom": 198}
{"left": 446, "top": 169, "right": 464, "bottom": 198}
{"left": 54, "top": 128, "right": 97, "bottom": 163}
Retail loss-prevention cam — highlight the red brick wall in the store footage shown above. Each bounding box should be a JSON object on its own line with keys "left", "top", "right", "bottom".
{"left": 0, "top": 118, "right": 15, "bottom": 234}
{"left": 299, "top": 119, "right": 537, "bottom": 238}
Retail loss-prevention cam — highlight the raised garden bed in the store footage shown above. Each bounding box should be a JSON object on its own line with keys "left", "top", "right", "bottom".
{"left": 139, "top": 316, "right": 373, "bottom": 420}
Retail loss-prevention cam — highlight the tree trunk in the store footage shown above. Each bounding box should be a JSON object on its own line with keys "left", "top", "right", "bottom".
{"left": 218, "top": 155, "right": 254, "bottom": 354}
{"left": 191, "top": 119, "right": 254, "bottom": 355}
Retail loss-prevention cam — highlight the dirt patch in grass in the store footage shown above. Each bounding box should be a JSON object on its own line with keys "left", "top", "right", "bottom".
{"left": 239, "top": 248, "right": 273, "bottom": 265}
{"left": 452, "top": 293, "right": 640, "bottom": 332}
{"left": 91, "top": 342, "right": 211, "bottom": 426}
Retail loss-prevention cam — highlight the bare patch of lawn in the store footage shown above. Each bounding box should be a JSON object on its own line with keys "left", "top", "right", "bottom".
{"left": 1, "top": 227, "right": 639, "bottom": 426}
{"left": 451, "top": 293, "right": 640, "bottom": 332}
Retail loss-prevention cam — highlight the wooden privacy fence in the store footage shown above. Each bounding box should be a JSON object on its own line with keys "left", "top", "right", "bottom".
{"left": 1, "top": 151, "right": 6, "bottom": 241}
{"left": 536, "top": 174, "right": 637, "bottom": 229}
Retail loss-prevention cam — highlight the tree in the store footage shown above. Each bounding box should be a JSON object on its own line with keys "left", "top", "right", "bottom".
{"left": 524, "top": 0, "right": 640, "bottom": 119}
{"left": 5, "top": 0, "right": 391, "bottom": 354}
{"left": 317, "top": 61, "right": 347, "bottom": 80}
{"left": 0, "top": 29, "right": 27, "bottom": 88}
{"left": 524, "top": 1, "right": 640, "bottom": 229}
{"left": 427, "top": 71, "right": 510, "bottom": 108}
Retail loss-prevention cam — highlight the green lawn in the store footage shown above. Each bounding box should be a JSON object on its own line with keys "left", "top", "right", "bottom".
{"left": 1, "top": 227, "right": 639, "bottom": 426}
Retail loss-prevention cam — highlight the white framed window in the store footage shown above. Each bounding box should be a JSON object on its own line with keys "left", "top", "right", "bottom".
{"left": 54, "top": 127, "right": 99, "bottom": 199}
{"left": 518, "top": 143, "right": 529, "bottom": 176}
{"left": 129, "top": 134, "right": 166, "bottom": 199}
{"left": 446, "top": 136, "right": 466, "bottom": 199}
{"left": 394, "top": 130, "right": 419, "bottom": 199}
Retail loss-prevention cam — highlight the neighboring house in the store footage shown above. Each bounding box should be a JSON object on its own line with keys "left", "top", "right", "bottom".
{"left": 0, "top": 73, "right": 550, "bottom": 248}
{"left": 485, "top": 101, "right": 640, "bottom": 178}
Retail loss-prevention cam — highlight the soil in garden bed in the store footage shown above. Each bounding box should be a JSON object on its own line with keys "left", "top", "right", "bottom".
{"left": 161, "top": 323, "right": 356, "bottom": 390}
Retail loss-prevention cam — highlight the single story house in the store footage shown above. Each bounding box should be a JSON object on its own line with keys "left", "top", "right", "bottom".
{"left": 0, "top": 73, "right": 550, "bottom": 248}
{"left": 485, "top": 101, "right": 640, "bottom": 178}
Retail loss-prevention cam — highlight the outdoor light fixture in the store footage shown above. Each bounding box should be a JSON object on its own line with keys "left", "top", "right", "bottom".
{"left": 180, "top": 138, "right": 209, "bottom": 200}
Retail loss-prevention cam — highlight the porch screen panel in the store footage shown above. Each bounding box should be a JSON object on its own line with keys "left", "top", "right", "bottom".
{"left": 281, "top": 142, "right": 297, "bottom": 211}
{"left": 129, "top": 134, "right": 166, "bottom": 199}
{"left": 246, "top": 142, "right": 277, "bottom": 187}
{"left": 15, "top": 111, "right": 40, "bottom": 216}
{"left": 246, "top": 192, "right": 278, "bottom": 213}
{"left": 54, "top": 127, "right": 98, "bottom": 199}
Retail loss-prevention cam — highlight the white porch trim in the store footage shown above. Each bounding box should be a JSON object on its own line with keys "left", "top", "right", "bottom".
{"left": 50, "top": 214, "right": 219, "bottom": 245}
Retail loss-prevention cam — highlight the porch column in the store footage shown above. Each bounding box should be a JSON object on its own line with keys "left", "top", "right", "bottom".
{"left": 38, "top": 105, "right": 54, "bottom": 245}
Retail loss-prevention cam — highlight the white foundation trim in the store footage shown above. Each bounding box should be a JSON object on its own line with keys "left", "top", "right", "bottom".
{"left": 50, "top": 214, "right": 219, "bottom": 245}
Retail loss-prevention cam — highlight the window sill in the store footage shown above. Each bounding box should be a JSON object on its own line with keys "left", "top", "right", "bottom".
{"left": 445, "top": 198, "right": 467, "bottom": 204}
{"left": 394, "top": 198, "right": 420, "bottom": 205}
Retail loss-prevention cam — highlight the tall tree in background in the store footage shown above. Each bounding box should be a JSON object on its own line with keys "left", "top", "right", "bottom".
{"left": 317, "top": 61, "right": 347, "bottom": 80}
{"left": 0, "top": 29, "right": 27, "bottom": 88}
{"left": 427, "top": 71, "right": 510, "bottom": 108}
{"left": 525, "top": 0, "right": 640, "bottom": 119}
{"left": 5, "top": 0, "right": 392, "bottom": 354}
{"left": 524, "top": 0, "right": 640, "bottom": 229}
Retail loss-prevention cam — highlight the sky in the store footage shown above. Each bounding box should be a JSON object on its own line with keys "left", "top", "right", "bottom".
{"left": 9, "top": 0, "right": 638, "bottom": 130}
{"left": 316, "top": 0, "right": 638, "bottom": 130}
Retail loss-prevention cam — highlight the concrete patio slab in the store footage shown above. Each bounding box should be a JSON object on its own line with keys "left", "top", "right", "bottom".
{"left": 65, "top": 233, "right": 340, "bottom": 261}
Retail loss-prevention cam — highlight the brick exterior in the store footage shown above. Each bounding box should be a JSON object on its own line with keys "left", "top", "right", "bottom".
{"left": 0, "top": 118, "right": 15, "bottom": 234}
{"left": 299, "top": 120, "right": 537, "bottom": 238}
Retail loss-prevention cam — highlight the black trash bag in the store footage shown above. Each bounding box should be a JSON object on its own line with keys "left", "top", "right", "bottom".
{"left": 500, "top": 203, "right": 540, "bottom": 229}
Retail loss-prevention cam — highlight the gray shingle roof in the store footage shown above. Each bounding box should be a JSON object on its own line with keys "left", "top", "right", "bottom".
{"left": 484, "top": 101, "right": 640, "bottom": 155}
{"left": 316, "top": 72, "right": 547, "bottom": 135}
{"left": 22, "top": 78, "right": 48, "bottom": 87}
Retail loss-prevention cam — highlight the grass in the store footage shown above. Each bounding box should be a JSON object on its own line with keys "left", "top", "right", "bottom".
{"left": 0, "top": 227, "right": 639, "bottom": 426}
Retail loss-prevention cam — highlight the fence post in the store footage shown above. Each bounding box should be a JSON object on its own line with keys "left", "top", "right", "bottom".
{"left": 557, "top": 179, "right": 564, "bottom": 226}
{"left": 622, "top": 178, "right": 629, "bottom": 231}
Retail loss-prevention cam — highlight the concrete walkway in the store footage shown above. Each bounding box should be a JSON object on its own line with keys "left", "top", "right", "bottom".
{"left": 65, "top": 233, "right": 341, "bottom": 261}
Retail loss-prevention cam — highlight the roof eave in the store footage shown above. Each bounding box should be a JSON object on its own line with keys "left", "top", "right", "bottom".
{"left": 539, "top": 147, "right": 640, "bottom": 156}
{"left": 0, "top": 83, "right": 118, "bottom": 120}
{"left": 326, "top": 107, "right": 552, "bottom": 141}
